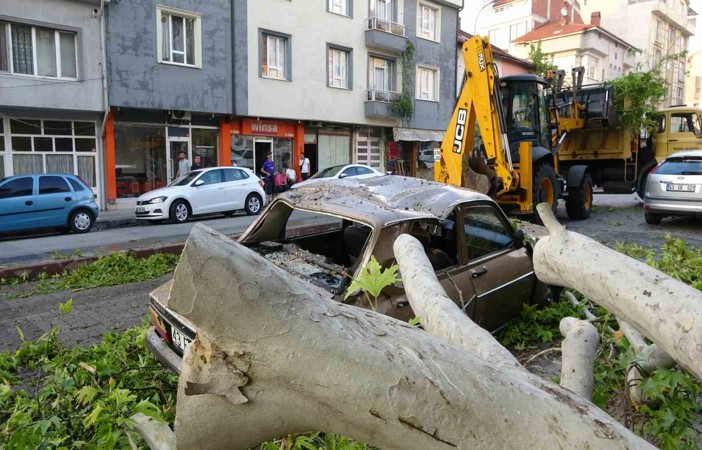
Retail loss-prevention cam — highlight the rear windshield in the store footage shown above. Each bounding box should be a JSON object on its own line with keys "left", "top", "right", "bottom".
{"left": 657, "top": 157, "right": 702, "bottom": 175}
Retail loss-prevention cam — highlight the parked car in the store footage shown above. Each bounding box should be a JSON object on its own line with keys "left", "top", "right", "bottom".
{"left": 146, "top": 175, "right": 548, "bottom": 372}
{"left": 643, "top": 150, "right": 702, "bottom": 224}
{"left": 291, "top": 164, "right": 382, "bottom": 188}
{"left": 230, "top": 149, "right": 254, "bottom": 168}
{"left": 0, "top": 174, "right": 99, "bottom": 234}
{"left": 418, "top": 148, "right": 435, "bottom": 169}
{"left": 135, "top": 167, "right": 266, "bottom": 223}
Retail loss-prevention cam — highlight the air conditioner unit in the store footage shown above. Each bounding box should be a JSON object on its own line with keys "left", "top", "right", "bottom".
{"left": 168, "top": 110, "right": 191, "bottom": 123}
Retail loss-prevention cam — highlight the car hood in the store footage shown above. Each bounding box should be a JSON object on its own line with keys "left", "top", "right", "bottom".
{"left": 138, "top": 186, "right": 184, "bottom": 201}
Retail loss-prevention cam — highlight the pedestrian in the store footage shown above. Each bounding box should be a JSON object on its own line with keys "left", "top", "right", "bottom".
{"left": 299, "top": 152, "right": 311, "bottom": 180}
{"left": 176, "top": 151, "right": 190, "bottom": 178}
{"left": 275, "top": 169, "right": 288, "bottom": 194}
{"left": 260, "top": 152, "right": 275, "bottom": 201}
{"left": 190, "top": 155, "right": 202, "bottom": 171}
{"left": 285, "top": 164, "right": 297, "bottom": 187}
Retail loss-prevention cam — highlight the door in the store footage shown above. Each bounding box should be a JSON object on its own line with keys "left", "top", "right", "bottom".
{"left": 36, "top": 175, "right": 75, "bottom": 227}
{"left": 461, "top": 203, "right": 536, "bottom": 331}
{"left": 254, "top": 141, "right": 273, "bottom": 177}
{"left": 222, "top": 168, "right": 249, "bottom": 210}
{"left": 191, "top": 169, "right": 227, "bottom": 214}
{"left": 665, "top": 111, "right": 702, "bottom": 156}
{"left": 0, "top": 176, "right": 37, "bottom": 232}
{"left": 168, "top": 139, "right": 190, "bottom": 184}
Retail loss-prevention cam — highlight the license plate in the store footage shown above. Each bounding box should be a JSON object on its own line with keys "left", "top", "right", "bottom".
{"left": 666, "top": 184, "right": 695, "bottom": 192}
{"left": 171, "top": 327, "right": 191, "bottom": 352}
{"left": 136, "top": 207, "right": 145, "bottom": 213}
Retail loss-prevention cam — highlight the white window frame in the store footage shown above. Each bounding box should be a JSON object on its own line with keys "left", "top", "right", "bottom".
{"left": 329, "top": 47, "right": 350, "bottom": 89}
{"left": 328, "top": 0, "right": 350, "bottom": 17}
{"left": 262, "top": 34, "right": 287, "bottom": 80}
{"left": 417, "top": 1, "right": 440, "bottom": 43}
{"left": 416, "top": 65, "right": 439, "bottom": 101}
{"left": 0, "top": 21, "right": 78, "bottom": 80}
{"left": 156, "top": 5, "right": 202, "bottom": 69}
{"left": 369, "top": 56, "right": 394, "bottom": 92}
{"left": 587, "top": 56, "right": 599, "bottom": 81}
{"left": 374, "top": 0, "right": 394, "bottom": 21}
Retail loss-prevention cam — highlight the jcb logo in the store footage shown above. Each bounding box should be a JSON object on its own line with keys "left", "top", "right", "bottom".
{"left": 452, "top": 108, "right": 467, "bottom": 154}
{"left": 478, "top": 51, "right": 486, "bottom": 72}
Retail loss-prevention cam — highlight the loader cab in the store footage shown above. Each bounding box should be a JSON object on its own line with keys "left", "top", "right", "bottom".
{"left": 653, "top": 108, "right": 702, "bottom": 160}
{"left": 500, "top": 75, "right": 552, "bottom": 158}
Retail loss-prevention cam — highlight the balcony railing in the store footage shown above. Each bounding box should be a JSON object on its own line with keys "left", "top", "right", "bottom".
{"left": 367, "top": 89, "right": 401, "bottom": 102}
{"left": 367, "top": 16, "right": 406, "bottom": 37}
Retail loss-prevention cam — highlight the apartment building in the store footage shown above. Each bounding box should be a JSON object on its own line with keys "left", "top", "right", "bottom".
{"left": 510, "top": 12, "right": 637, "bottom": 84}
{"left": 231, "top": 0, "right": 461, "bottom": 180}
{"left": 579, "top": 0, "right": 697, "bottom": 106}
{"left": 476, "top": 0, "right": 584, "bottom": 52}
{"left": 104, "top": 0, "right": 232, "bottom": 207}
{"left": 0, "top": 0, "right": 107, "bottom": 206}
{"left": 684, "top": 50, "right": 702, "bottom": 108}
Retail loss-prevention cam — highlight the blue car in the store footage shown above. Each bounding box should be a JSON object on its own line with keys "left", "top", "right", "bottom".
{"left": 0, "top": 174, "right": 99, "bottom": 234}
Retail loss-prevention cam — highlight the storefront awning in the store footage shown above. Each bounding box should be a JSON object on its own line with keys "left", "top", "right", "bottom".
{"left": 393, "top": 128, "right": 445, "bottom": 142}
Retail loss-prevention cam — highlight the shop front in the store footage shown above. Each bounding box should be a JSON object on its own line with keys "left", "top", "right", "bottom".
{"left": 389, "top": 127, "right": 444, "bottom": 180}
{"left": 105, "top": 110, "right": 222, "bottom": 205}
{"left": 226, "top": 118, "right": 304, "bottom": 178}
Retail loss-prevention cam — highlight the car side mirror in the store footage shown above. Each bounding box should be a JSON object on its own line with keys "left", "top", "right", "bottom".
{"left": 339, "top": 173, "right": 348, "bottom": 179}
{"left": 513, "top": 229, "right": 525, "bottom": 248}
{"left": 194, "top": 180, "right": 204, "bottom": 187}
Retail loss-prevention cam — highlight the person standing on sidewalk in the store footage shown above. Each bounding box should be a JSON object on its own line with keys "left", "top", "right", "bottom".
{"left": 260, "top": 153, "right": 275, "bottom": 201}
{"left": 176, "top": 151, "right": 190, "bottom": 178}
{"left": 190, "top": 155, "right": 202, "bottom": 171}
{"left": 299, "top": 152, "right": 311, "bottom": 180}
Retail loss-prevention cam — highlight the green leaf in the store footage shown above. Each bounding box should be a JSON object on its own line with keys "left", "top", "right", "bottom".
{"left": 75, "top": 386, "right": 99, "bottom": 405}
{"left": 344, "top": 256, "right": 398, "bottom": 303}
{"left": 58, "top": 298, "right": 74, "bottom": 315}
{"left": 84, "top": 404, "right": 104, "bottom": 428}
{"left": 133, "top": 400, "right": 167, "bottom": 424}
{"left": 110, "top": 388, "right": 137, "bottom": 406}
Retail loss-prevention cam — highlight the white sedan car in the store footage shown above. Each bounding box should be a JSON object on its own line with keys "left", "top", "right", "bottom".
{"left": 135, "top": 167, "right": 266, "bottom": 223}
{"left": 292, "top": 164, "right": 383, "bottom": 188}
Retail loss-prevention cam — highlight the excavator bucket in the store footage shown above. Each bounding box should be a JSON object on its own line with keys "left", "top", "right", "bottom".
{"left": 462, "top": 151, "right": 495, "bottom": 195}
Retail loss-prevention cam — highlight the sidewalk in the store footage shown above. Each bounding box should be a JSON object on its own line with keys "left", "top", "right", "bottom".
{"left": 95, "top": 208, "right": 140, "bottom": 230}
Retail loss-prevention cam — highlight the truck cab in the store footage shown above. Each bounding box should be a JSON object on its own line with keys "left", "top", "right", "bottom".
{"left": 653, "top": 107, "right": 702, "bottom": 160}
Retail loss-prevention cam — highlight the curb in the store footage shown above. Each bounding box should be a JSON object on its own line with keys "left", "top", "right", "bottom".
{"left": 94, "top": 217, "right": 141, "bottom": 231}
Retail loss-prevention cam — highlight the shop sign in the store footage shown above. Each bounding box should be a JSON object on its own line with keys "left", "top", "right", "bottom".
{"left": 250, "top": 122, "right": 278, "bottom": 135}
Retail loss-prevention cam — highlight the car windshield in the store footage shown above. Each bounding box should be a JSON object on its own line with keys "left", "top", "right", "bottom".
{"left": 657, "top": 157, "right": 702, "bottom": 175}
{"left": 169, "top": 171, "right": 202, "bottom": 186}
{"left": 311, "top": 165, "right": 344, "bottom": 179}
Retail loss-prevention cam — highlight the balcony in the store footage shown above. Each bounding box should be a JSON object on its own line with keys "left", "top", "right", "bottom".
{"left": 651, "top": 0, "right": 695, "bottom": 36}
{"left": 365, "top": 89, "right": 401, "bottom": 118}
{"left": 365, "top": 17, "right": 407, "bottom": 53}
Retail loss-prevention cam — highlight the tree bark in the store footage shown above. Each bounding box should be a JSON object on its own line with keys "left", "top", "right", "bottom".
{"left": 559, "top": 318, "right": 599, "bottom": 400}
{"left": 533, "top": 203, "right": 702, "bottom": 381}
{"left": 164, "top": 224, "right": 653, "bottom": 450}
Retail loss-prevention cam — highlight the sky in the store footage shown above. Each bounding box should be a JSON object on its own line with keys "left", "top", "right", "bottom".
{"left": 459, "top": 0, "right": 702, "bottom": 53}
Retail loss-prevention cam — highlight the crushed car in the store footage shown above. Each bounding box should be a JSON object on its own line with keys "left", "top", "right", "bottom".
{"left": 146, "top": 175, "right": 548, "bottom": 372}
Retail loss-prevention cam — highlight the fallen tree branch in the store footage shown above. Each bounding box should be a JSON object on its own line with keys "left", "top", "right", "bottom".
{"left": 524, "top": 347, "right": 562, "bottom": 366}
{"left": 560, "top": 317, "right": 599, "bottom": 400}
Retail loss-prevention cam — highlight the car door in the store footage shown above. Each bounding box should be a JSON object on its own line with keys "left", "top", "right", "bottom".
{"left": 355, "top": 167, "right": 379, "bottom": 179}
{"left": 0, "top": 176, "right": 37, "bottom": 232}
{"left": 339, "top": 167, "right": 358, "bottom": 179}
{"left": 36, "top": 175, "right": 75, "bottom": 227}
{"left": 461, "top": 202, "right": 536, "bottom": 332}
{"left": 222, "top": 168, "right": 248, "bottom": 210}
{"left": 191, "top": 170, "right": 227, "bottom": 214}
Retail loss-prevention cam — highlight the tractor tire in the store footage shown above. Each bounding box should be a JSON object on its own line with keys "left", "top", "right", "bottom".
{"left": 566, "top": 172, "right": 593, "bottom": 220}
{"left": 532, "top": 163, "right": 559, "bottom": 223}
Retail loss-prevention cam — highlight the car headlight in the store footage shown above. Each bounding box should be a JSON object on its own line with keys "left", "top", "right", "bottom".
{"left": 147, "top": 196, "right": 168, "bottom": 204}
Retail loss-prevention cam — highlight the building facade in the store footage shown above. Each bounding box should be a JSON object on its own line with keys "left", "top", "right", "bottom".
{"left": 231, "top": 0, "right": 461, "bottom": 181}
{"left": 684, "top": 50, "right": 702, "bottom": 108}
{"left": 105, "top": 0, "right": 232, "bottom": 207}
{"left": 579, "top": 0, "right": 697, "bottom": 106}
{"left": 0, "top": 0, "right": 107, "bottom": 205}
{"left": 510, "top": 13, "right": 637, "bottom": 84}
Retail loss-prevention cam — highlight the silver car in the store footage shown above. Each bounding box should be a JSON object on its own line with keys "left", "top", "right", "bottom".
{"left": 643, "top": 150, "right": 702, "bottom": 224}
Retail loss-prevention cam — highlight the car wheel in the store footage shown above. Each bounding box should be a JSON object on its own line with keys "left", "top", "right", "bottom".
{"left": 644, "top": 212, "right": 663, "bottom": 225}
{"left": 69, "top": 209, "right": 95, "bottom": 234}
{"left": 532, "top": 163, "right": 560, "bottom": 223}
{"left": 244, "top": 193, "right": 262, "bottom": 215}
{"left": 169, "top": 200, "right": 190, "bottom": 223}
{"left": 565, "top": 173, "right": 593, "bottom": 220}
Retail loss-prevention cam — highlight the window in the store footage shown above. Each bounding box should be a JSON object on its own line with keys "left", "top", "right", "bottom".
{"left": 587, "top": 56, "right": 599, "bottom": 80}
{"left": 417, "top": 2, "right": 440, "bottom": 41}
{"left": 260, "top": 31, "right": 290, "bottom": 80}
{"left": 656, "top": 156, "right": 702, "bottom": 175}
{"left": 509, "top": 22, "right": 526, "bottom": 41}
{"left": 0, "top": 21, "right": 77, "bottom": 79}
{"left": 0, "top": 177, "right": 33, "bottom": 198}
{"left": 357, "top": 167, "right": 374, "bottom": 175}
{"left": 368, "top": 56, "right": 395, "bottom": 92}
{"left": 223, "top": 168, "right": 246, "bottom": 182}
{"left": 416, "top": 65, "right": 439, "bottom": 101}
{"left": 68, "top": 177, "right": 86, "bottom": 192}
{"left": 463, "top": 204, "right": 514, "bottom": 261}
{"left": 488, "top": 29, "right": 498, "bottom": 43}
{"left": 197, "top": 170, "right": 222, "bottom": 186}
{"left": 328, "top": 0, "right": 352, "bottom": 16}
{"left": 39, "top": 175, "right": 70, "bottom": 194}
{"left": 328, "top": 46, "right": 351, "bottom": 89}
{"left": 341, "top": 167, "right": 358, "bottom": 177}
{"left": 157, "top": 7, "right": 201, "bottom": 68}
{"left": 670, "top": 112, "right": 702, "bottom": 135}
{"left": 374, "top": 0, "right": 394, "bottom": 21}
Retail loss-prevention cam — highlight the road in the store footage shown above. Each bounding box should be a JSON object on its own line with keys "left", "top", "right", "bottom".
{"left": 0, "top": 193, "right": 699, "bottom": 353}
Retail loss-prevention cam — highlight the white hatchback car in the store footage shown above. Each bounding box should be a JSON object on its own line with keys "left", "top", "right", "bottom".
{"left": 292, "top": 164, "right": 383, "bottom": 188}
{"left": 135, "top": 167, "right": 266, "bottom": 223}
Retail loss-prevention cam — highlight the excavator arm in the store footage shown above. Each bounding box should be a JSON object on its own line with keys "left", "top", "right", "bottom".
{"left": 435, "top": 35, "right": 518, "bottom": 195}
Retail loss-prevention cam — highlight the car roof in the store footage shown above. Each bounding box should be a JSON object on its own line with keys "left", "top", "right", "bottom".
{"left": 275, "top": 175, "right": 492, "bottom": 228}
{"left": 668, "top": 150, "right": 702, "bottom": 159}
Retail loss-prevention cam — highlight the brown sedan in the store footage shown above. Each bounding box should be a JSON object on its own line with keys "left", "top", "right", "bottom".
{"left": 147, "top": 175, "right": 548, "bottom": 371}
